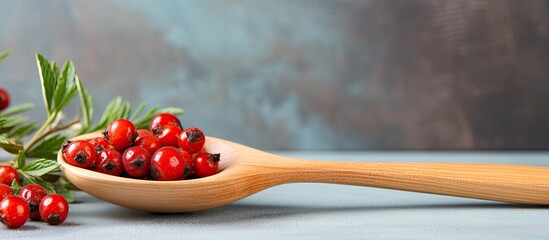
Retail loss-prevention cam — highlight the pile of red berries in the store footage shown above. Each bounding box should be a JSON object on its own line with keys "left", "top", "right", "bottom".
{"left": 63, "top": 113, "right": 220, "bottom": 180}
{"left": 0, "top": 166, "right": 69, "bottom": 229}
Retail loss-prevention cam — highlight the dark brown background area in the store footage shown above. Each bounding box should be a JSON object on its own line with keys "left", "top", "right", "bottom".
{"left": 334, "top": 0, "right": 549, "bottom": 150}
{"left": 1, "top": 0, "right": 549, "bottom": 150}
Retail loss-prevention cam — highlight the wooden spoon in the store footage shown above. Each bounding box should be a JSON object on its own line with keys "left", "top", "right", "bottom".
{"left": 58, "top": 132, "right": 549, "bottom": 212}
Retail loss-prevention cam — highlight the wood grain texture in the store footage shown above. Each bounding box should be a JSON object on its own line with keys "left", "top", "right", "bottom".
{"left": 59, "top": 132, "right": 549, "bottom": 212}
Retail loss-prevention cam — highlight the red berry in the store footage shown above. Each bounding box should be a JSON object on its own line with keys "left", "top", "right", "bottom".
{"left": 155, "top": 125, "right": 182, "bottom": 147}
{"left": 18, "top": 184, "right": 47, "bottom": 221}
{"left": 178, "top": 127, "right": 206, "bottom": 154}
{"left": 122, "top": 146, "right": 151, "bottom": 178}
{"left": 149, "top": 113, "right": 181, "bottom": 134}
{"left": 136, "top": 129, "right": 153, "bottom": 141}
{"left": 136, "top": 135, "right": 161, "bottom": 155}
{"left": 150, "top": 147, "right": 192, "bottom": 181}
{"left": 95, "top": 149, "right": 124, "bottom": 176}
{"left": 178, "top": 148, "right": 194, "bottom": 171}
{"left": 0, "top": 184, "right": 13, "bottom": 200}
{"left": 40, "top": 194, "right": 68, "bottom": 225}
{"left": 0, "top": 88, "right": 10, "bottom": 111}
{"left": 0, "top": 166, "right": 19, "bottom": 185}
{"left": 62, "top": 140, "right": 96, "bottom": 169}
{"left": 0, "top": 196, "right": 29, "bottom": 228}
{"left": 194, "top": 153, "right": 220, "bottom": 178}
{"left": 105, "top": 119, "right": 137, "bottom": 151}
{"left": 88, "top": 137, "right": 112, "bottom": 153}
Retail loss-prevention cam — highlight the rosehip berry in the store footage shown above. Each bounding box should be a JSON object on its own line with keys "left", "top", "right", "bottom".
{"left": 155, "top": 125, "right": 183, "bottom": 147}
{"left": 178, "top": 127, "right": 206, "bottom": 154}
{"left": 0, "top": 184, "right": 13, "bottom": 200}
{"left": 0, "top": 87, "right": 10, "bottom": 111}
{"left": 0, "top": 166, "right": 19, "bottom": 185}
{"left": 136, "top": 135, "right": 161, "bottom": 155}
{"left": 104, "top": 119, "right": 137, "bottom": 151}
{"left": 178, "top": 148, "right": 194, "bottom": 171}
{"left": 136, "top": 129, "right": 153, "bottom": 141}
{"left": 0, "top": 196, "right": 29, "bottom": 229}
{"left": 40, "top": 194, "right": 68, "bottom": 225}
{"left": 88, "top": 137, "right": 112, "bottom": 153}
{"left": 62, "top": 140, "right": 96, "bottom": 169}
{"left": 149, "top": 113, "right": 182, "bottom": 134}
{"left": 150, "top": 147, "right": 192, "bottom": 181}
{"left": 122, "top": 146, "right": 151, "bottom": 178}
{"left": 18, "top": 184, "right": 47, "bottom": 220}
{"left": 95, "top": 149, "right": 124, "bottom": 176}
{"left": 193, "top": 153, "right": 221, "bottom": 178}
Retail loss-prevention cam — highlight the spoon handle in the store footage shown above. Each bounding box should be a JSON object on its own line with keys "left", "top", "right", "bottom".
{"left": 271, "top": 159, "right": 549, "bottom": 205}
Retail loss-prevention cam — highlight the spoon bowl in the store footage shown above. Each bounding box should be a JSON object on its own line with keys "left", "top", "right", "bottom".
{"left": 59, "top": 132, "right": 549, "bottom": 212}
{"left": 59, "top": 132, "right": 254, "bottom": 212}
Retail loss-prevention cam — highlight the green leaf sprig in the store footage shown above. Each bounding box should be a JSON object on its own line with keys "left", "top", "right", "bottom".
{"left": 0, "top": 48, "right": 12, "bottom": 63}
{"left": 0, "top": 50, "right": 184, "bottom": 202}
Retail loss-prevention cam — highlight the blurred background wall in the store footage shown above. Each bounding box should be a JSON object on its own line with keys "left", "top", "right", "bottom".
{"left": 1, "top": 0, "right": 549, "bottom": 150}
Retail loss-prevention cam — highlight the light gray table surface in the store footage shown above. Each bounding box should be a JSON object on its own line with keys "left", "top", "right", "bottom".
{"left": 2, "top": 151, "right": 549, "bottom": 240}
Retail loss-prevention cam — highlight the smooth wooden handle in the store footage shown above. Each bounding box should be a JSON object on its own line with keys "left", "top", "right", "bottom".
{"left": 268, "top": 159, "right": 549, "bottom": 205}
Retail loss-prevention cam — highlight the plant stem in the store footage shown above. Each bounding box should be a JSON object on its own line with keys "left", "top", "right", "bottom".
{"left": 25, "top": 114, "right": 56, "bottom": 151}
{"left": 5, "top": 117, "right": 80, "bottom": 165}
{"left": 24, "top": 118, "right": 80, "bottom": 151}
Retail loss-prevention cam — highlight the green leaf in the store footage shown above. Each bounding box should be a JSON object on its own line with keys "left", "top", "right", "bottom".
{"left": 36, "top": 53, "right": 57, "bottom": 115}
{"left": 133, "top": 106, "right": 184, "bottom": 129}
{"left": 15, "top": 150, "right": 25, "bottom": 169}
{"left": 50, "top": 61, "right": 60, "bottom": 90}
{"left": 0, "top": 116, "right": 25, "bottom": 134}
{"left": 20, "top": 173, "right": 33, "bottom": 186}
{"left": 10, "top": 179, "right": 21, "bottom": 194}
{"left": 51, "top": 60, "right": 59, "bottom": 77}
{"left": 0, "top": 48, "right": 12, "bottom": 63}
{"left": 85, "top": 96, "right": 184, "bottom": 132}
{"left": 120, "top": 101, "right": 131, "bottom": 119}
{"left": 41, "top": 173, "right": 61, "bottom": 182}
{"left": 0, "top": 125, "right": 13, "bottom": 134}
{"left": 25, "top": 134, "right": 67, "bottom": 160}
{"left": 63, "top": 181, "right": 80, "bottom": 191}
{"left": 53, "top": 60, "right": 77, "bottom": 112}
{"left": 21, "top": 159, "right": 60, "bottom": 177}
{"left": 89, "top": 97, "right": 122, "bottom": 132}
{"left": 18, "top": 169, "right": 58, "bottom": 194}
{"left": 75, "top": 75, "right": 94, "bottom": 132}
{"left": 0, "top": 135, "right": 23, "bottom": 154}
{"left": 158, "top": 107, "right": 184, "bottom": 116}
{"left": 55, "top": 184, "right": 76, "bottom": 203}
{"left": 7, "top": 122, "right": 39, "bottom": 140}
{"left": 0, "top": 115, "right": 32, "bottom": 134}
{"left": 130, "top": 102, "right": 147, "bottom": 121}
{"left": 131, "top": 107, "right": 158, "bottom": 129}
{"left": 1, "top": 115, "right": 26, "bottom": 126}
{"left": 0, "top": 103, "right": 34, "bottom": 117}
{"left": 32, "top": 175, "right": 56, "bottom": 194}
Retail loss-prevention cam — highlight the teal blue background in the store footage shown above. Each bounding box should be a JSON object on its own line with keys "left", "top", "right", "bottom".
{"left": 1, "top": 0, "right": 549, "bottom": 150}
